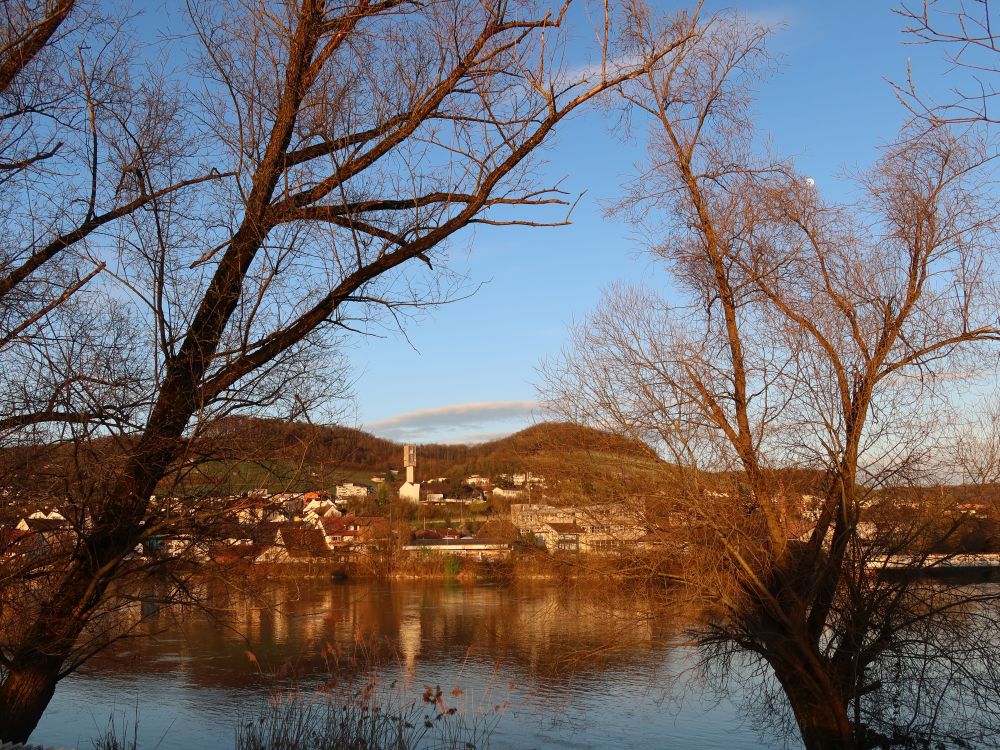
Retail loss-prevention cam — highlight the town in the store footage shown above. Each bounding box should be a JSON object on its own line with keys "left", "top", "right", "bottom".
{"left": 5, "top": 440, "right": 999, "bottom": 579}
{"left": 0, "top": 443, "right": 668, "bottom": 573}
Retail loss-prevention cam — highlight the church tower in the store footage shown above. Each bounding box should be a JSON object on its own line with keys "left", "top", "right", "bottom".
{"left": 399, "top": 444, "right": 420, "bottom": 502}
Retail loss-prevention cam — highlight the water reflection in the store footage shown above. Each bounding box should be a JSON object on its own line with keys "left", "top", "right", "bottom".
{"left": 31, "top": 580, "right": 777, "bottom": 750}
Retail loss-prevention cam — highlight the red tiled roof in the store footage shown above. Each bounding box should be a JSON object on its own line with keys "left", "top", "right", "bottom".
{"left": 21, "top": 517, "right": 67, "bottom": 532}
{"left": 278, "top": 524, "right": 330, "bottom": 558}
{"left": 413, "top": 529, "right": 442, "bottom": 540}
{"left": 320, "top": 516, "right": 348, "bottom": 534}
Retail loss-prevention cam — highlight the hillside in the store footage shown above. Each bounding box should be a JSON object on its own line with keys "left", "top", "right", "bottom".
{"left": 5, "top": 416, "right": 995, "bottom": 513}
{"left": 0, "top": 416, "right": 669, "bottom": 501}
{"left": 181, "top": 417, "right": 665, "bottom": 495}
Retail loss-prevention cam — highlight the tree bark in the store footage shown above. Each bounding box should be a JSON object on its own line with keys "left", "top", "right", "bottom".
{"left": 0, "top": 654, "right": 62, "bottom": 743}
{"left": 0, "top": 0, "right": 76, "bottom": 94}
{"left": 771, "top": 652, "right": 857, "bottom": 750}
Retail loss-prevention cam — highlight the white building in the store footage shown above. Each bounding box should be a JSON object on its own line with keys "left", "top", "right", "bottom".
{"left": 511, "top": 472, "right": 545, "bottom": 487}
{"left": 510, "top": 503, "right": 646, "bottom": 553}
{"left": 399, "top": 444, "right": 421, "bottom": 502}
{"left": 335, "top": 482, "right": 373, "bottom": 500}
{"left": 492, "top": 487, "right": 522, "bottom": 499}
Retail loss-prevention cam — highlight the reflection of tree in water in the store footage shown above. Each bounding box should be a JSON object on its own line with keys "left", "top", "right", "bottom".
{"left": 80, "top": 578, "right": 1000, "bottom": 747}
{"left": 689, "top": 580, "right": 1000, "bottom": 749}
{"left": 81, "top": 580, "right": 686, "bottom": 696}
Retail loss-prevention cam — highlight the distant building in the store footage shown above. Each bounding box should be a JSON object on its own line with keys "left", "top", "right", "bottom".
{"left": 236, "top": 496, "right": 286, "bottom": 525}
{"left": 335, "top": 483, "right": 374, "bottom": 500}
{"left": 492, "top": 487, "right": 522, "bottom": 499}
{"left": 536, "top": 522, "right": 586, "bottom": 552}
{"left": 511, "top": 503, "right": 645, "bottom": 553}
{"left": 399, "top": 483, "right": 421, "bottom": 502}
{"left": 402, "top": 537, "right": 513, "bottom": 560}
{"left": 510, "top": 472, "right": 545, "bottom": 487}
{"left": 271, "top": 492, "right": 306, "bottom": 516}
{"left": 320, "top": 515, "right": 392, "bottom": 549}
{"left": 464, "top": 474, "right": 490, "bottom": 488}
{"left": 11, "top": 510, "right": 71, "bottom": 558}
{"left": 399, "top": 444, "right": 421, "bottom": 502}
{"left": 270, "top": 523, "right": 332, "bottom": 560}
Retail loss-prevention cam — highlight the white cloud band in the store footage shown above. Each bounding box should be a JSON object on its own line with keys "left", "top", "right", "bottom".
{"left": 365, "top": 400, "right": 541, "bottom": 443}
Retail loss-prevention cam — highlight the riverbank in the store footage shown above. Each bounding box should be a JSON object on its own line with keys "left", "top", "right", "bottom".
{"left": 251, "top": 548, "right": 677, "bottom": 583}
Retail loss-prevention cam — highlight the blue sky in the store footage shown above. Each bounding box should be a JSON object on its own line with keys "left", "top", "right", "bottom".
{"left": 354, "top": 0, "right": 970, "bottom": 444}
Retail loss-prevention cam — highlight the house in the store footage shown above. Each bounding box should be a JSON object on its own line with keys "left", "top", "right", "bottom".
{"left": 12, "top": 511, "right": 74, "bottom": 555}
{"left": 530, "top": 521, "right": 629, "bottom": 553}
{"left": 235, "top": 496, "right": 287, "bottom": 525}
{"left": 319, "top": 515, "right": 391, "bottom": 550}
{"left": 303, "top": 495, "right": 339, "bottom": 520}
{"left": 510, "top": 472, "right": 545, "bottom": 487}
{"left": 15, "top": 509, "right": 67, "bottom": 533}
{"left": 532, "top": 522, "right": 585, "bottom": 552}
{"left": 271, "top": 493, "right": 306, "bottom": 516}
{"left": 403, "top": 536, "right": 513, "bottom": 559}
{"left": 510, "top": 503, "right": 574, "bottom": 528}
{"left": 0, "top": 526, "right": 46, "bottom": 561}
{"left": 492, "top": 487, "right": 522, "bottom": 499}
{"left": 208, "top": 539, "right": 269, "bottom": 564}
{"left": 142, "top": 534, "right": 210, "bottom": 561}
{"left": 464, "top": 475, "right": 490, "bottom": 488}
{"left": 335, "top": 483, "right": 374, "bottom": 500}
{"left": 511, "top": 503, "right": 646, "bottom": 553}
{"left": 269, "top": 522, "right": 332, "bottom": 560}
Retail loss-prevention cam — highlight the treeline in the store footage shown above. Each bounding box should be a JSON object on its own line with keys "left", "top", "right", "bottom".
{"left": 191, "top": 417, "right": 659, "bottom": 483}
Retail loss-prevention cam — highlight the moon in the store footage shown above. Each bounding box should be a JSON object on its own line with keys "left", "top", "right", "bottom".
{"left": 805, "top": 177, "right": 815, "bottom": 187}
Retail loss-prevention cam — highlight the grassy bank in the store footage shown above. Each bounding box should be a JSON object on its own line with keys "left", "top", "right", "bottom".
{"left": 253, "top": 548, "right": 677, "bottom": 584}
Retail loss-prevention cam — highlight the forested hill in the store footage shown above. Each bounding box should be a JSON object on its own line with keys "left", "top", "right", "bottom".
{"left": 201, "top": 416, "right": 659, "bottom": 479}
{"left": 0, "top": 417, "right": 663, "bottom": 499}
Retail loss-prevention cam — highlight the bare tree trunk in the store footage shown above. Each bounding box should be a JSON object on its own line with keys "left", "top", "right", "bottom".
{"left": 0, "top": 0, "right": 76, "bottom": 94}
{"left": 0, "top": 521, "right": 147, "bottom": 740}
{"left": 770, "top": 651, "right": 856, "bottom": 750}
{"left": 0, "top": 653, "right": 62, "bottom": 743}
{"left": 0, "top": 374, "right": 205, "bottom": 735}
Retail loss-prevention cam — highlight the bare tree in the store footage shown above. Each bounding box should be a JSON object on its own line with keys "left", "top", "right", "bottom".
{"left": 0, "top": 0, "right": 226, "bottom": 450}
{"left": 0, "top": 0, "right": 75, "bottom": 93}
{"left": 0, "top": 0, "right": 704, "bottom": 741}
{"left": 543, "top": 11, "right": 1000, "bottom": 749}
{"left": 895, "top": 0, "right": 999, "bottom": 125}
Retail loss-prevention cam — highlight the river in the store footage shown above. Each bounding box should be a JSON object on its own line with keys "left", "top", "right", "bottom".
{"left": 28, "top": 579, "right": 792, "bottom": 749}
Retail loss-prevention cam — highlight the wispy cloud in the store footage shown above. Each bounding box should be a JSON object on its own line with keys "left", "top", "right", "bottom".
{"left": 564, "top": 5, "right": 794, "bottom": 83}
{"left": 365, "top": 400, "right": 542, "bottom": 443}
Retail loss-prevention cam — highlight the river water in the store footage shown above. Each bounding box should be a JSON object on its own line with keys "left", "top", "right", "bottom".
{"left": 28, "top": 580, "right": 793, "bottom": 750}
